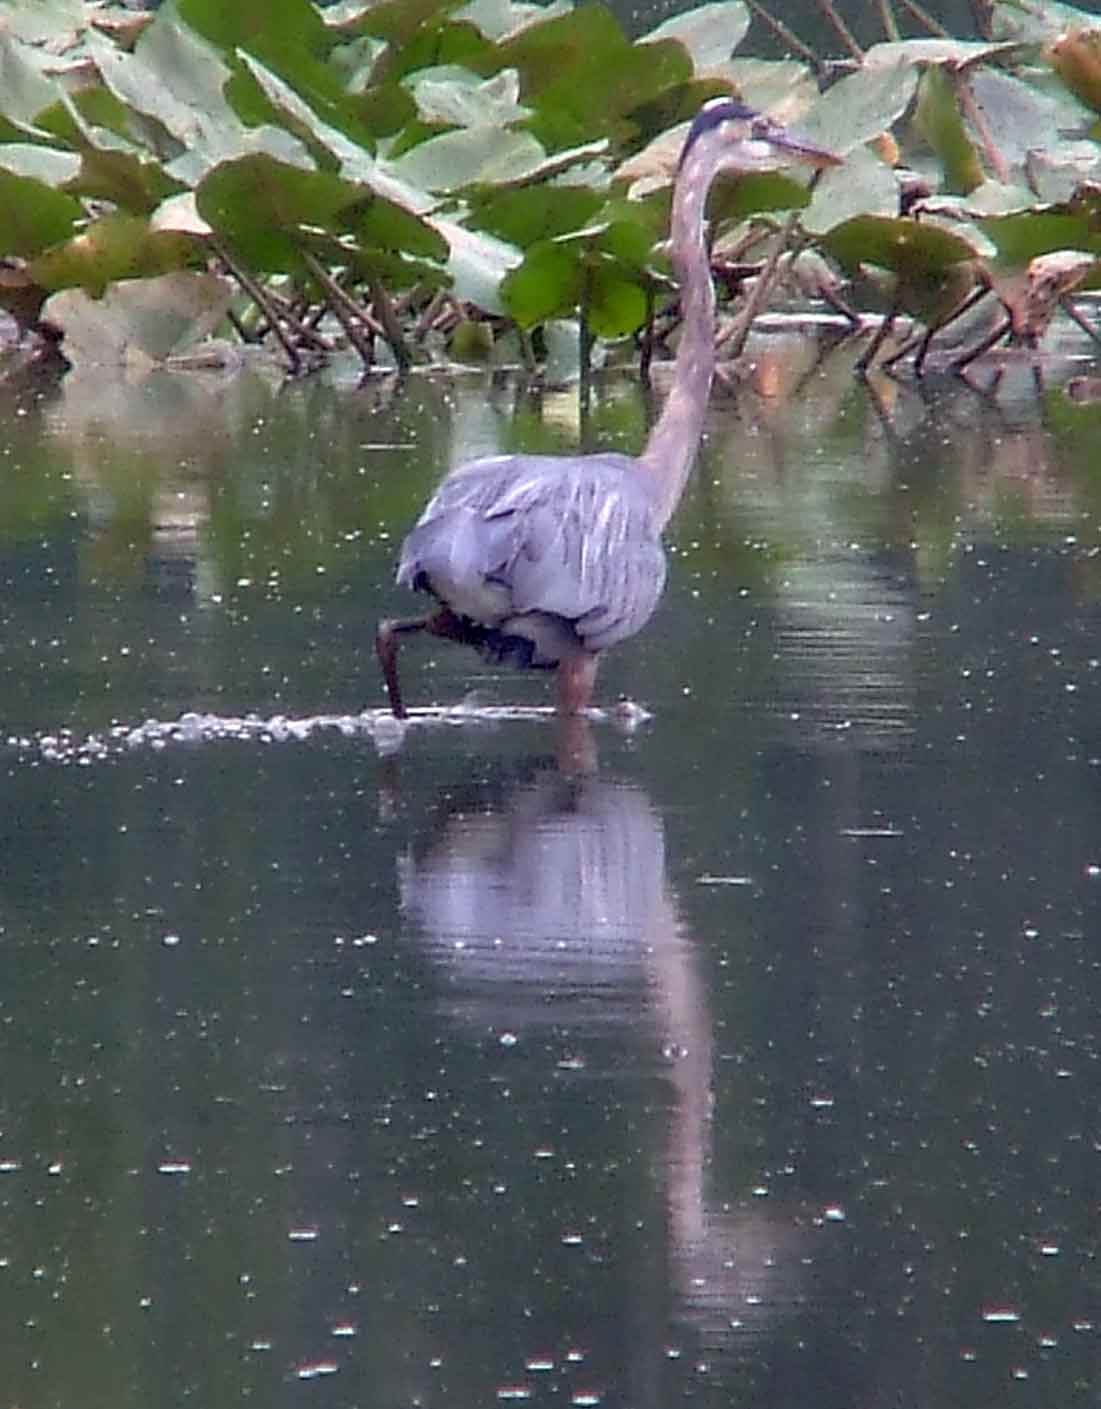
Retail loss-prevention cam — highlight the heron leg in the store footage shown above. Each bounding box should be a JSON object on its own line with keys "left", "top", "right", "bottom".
{"left": 377, "top": 609, "right": 494, "bottom": 717}
{"left": 376, "top": 615, "right": 428, "bottom": 719}
{"left": 557, "top": 653, "right": 599, "bottom": 717}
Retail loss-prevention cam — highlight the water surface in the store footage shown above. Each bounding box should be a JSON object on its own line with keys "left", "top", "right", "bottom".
{"left": 0, "top": 340, "right": 1097, "bottom": 1407}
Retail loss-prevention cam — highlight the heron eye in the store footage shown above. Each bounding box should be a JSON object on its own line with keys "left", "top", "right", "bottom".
{"left": 751, "top": 118, "right": 773, "bottom": 141}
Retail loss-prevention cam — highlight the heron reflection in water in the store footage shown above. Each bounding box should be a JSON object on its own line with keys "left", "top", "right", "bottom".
{"left": 377, "top": 102, "right": 840, "bottom": 718}
{"left": 400, "top": 762, "right": 826, "bottom": 1370}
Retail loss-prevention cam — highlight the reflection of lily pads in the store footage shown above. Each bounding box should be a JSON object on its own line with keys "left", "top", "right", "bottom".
{"left": 42, "top": 269, "right": 233, "bottom": 364}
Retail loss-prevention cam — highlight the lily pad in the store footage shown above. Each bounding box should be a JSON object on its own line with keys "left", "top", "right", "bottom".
{"left": 0, "top": 32, "right": 62, "bottom": 139}
{"left": 466, "top": 185, "right": 604, "bottom": 248}
{"left": 913, "top": 62, "right": 983, "bottom": 193}
{"left": 824, "top": 214, "right": 980, "bottom": 276}
{"left": 386, "top": 124, "right": 547, "bottom": 191}
{"left": 196, "top": 153, "right": 447, "bottom": 275}
{"left": 432, "top": 216, "right": 520, "bottom": 313}
{"left": 457, "top": 0, "right": 572, "bottom": 43}
{"left": 500, "top": 240, "right": 583, "bottom": 327}
{"left": 639, "top": 2, "right": 750, "bottom": 70}
{"left": 0, "top": 169, "right": 83, "bottom": 256}
{"left": 799, "top": 58, "right": 919, "bottom": 156}
{"left": 31, "top": 213, "right": 203, "bottom": 297}
{"left": 0, "top": 143, "right": 80, "bottom": 186}
{"left": 404, "top": 66, "right": 529, "bottom": 127}
{"left": 584, "top": 257, "right": 649, "bottom": 338}
{"left": 802, "top": 144, "right": 899, "bottom": 235}
{"left": 496, "top": 4, "right": 693, "bottom": 150}
{"left": 88, "top": 20, "right": 311, "bottom": 185}
{"left": 722, "top": 58, "right": 818, "bottom": 121}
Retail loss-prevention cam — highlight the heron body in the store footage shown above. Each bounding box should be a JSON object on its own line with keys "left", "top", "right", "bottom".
{"left": 377, "top": 100, "right": 839, "bottom": 719}
{"left": 398, "top": 453, "right": 666, "bottom": 665}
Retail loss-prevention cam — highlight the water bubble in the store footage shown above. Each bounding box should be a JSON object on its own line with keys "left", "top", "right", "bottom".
{"left": 295, "top": 1361, "right": 338, "bottom": 1380}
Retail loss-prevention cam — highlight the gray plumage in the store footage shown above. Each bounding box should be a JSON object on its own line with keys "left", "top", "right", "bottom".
{"left": 397, "top": 452, "right": 666, "bottom": 668}
{"left": 377, "top": 100, "right": 839, "bottom": 718}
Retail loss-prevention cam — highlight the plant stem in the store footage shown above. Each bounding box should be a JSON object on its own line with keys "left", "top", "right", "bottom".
{"left": 898, "top": 0, "right": 950, "bottom": 36}
{"left": 874, "top": 0, "right": 900, "bottom": 43}
{"left": 743, "top": 0, "right": 824, "bottom": 71}
{"left": 815, "top": 0, "right": 863, "bottom": 60}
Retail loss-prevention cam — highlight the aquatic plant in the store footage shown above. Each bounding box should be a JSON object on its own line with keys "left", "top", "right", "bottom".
{"left": 1, "top": 0, "right": 1101, "bottom": 377}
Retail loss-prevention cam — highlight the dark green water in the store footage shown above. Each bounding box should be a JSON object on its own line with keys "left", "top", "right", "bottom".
{"left": 0, "top": 340, "right": 1097, "bottom": 1407}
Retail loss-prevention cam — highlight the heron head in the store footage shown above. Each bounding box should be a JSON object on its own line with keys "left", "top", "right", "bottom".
{"left": 680, "top": 98, "right": 841, "bottom": 175}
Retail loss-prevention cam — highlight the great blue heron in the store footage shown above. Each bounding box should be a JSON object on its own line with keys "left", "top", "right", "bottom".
{"left": 377, "top": 101, "right": 839, "bottom": 718}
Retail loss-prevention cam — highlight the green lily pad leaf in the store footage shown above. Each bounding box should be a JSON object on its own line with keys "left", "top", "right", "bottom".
{"left": 500, "top": 240, "right": 584, "bottom": 328}
{"left": 0, "top": 143, "right": 80, "bottom": 186}
{"left": 988, "top": 0, "right": 1094, "bottom": 44}
{"left": 31, "top": 213, "right": 203, "bottom": 296}
{"left": 968, "top": 68, "right": 1089, "bottom": 172}
{"left": 47, "top": 83, "right": 148, "bottom": 152}
{"left": 798, "top": 58, "right": 918, "bottom": 155}
{"left": 458, "top": 0, "right": 572, "bottom": 42}
{"left": 376, "top": 15, "right": 494, "bottom": 83}
{"left": 824, "top": 214, "right": 980, "bottom": 276}
{"left": 802, "top": 144, "right": 898, "bottom": 235}
{"left": 497, "top": 5, "right": 692, "bottom": 150}
{"left": 432, "top": 216, "right": 520, "bottom": 313}
{"left": 586, "top": 258, "right": 648, "bottom": 337}
{"left": 151, "top": 192, "right": 211, "bottom": 237}
{"left": 177, "top": 0, "right": 330, "bottom": 59}
{"left": 0, "top": 32, "right": 63, "bottom": 138}
{"left": 67, "top": 145, "right": 184, "bottom": 215}
{"left": 913, "top": 62, "right": 983, "bottom": 193}
{"left": 405, "top": 66, "right": 529, "bottom": 126}
{"left": 466, "top": 185, "right": 604, "bottom": 247}
{"left": 597, "top": 207, "right": 661, "bottom": 268}
{"left": 979, "top": 206, "right": 1101, "bottom": 267}
{"left": 88, "top": 21, "right": 310, "bottom": 184}
{"left": 1027, "top": 141, "right": 1101, "bottom": 202}
{"left": 387, "top": 125, "right": 547, "bottom": 191}
{"left": 233, "top": 50, "right": 372, "bottom": 173}
{"left": 0, "top": 169, "right": 83, "bottom": 256}
{"left": 723, "top": 58, "right": 818, "bottom": 119}
{"left": 0, "top": 0, "right": 84, "bottom": 47}
{"left": 640, "top": 2, "right": 750, "bottom": 70}
{"left": 41, "top": 269, "right": 233, "bottom": 365}
{"left": 922, "top": 182, "right": 1036, "bottom": 219}
{"left": 346, "top": 0, "right": 461, "bottom": 48}
{"left": 329, "top": 33, "right": 387, "bottom": 92}
{"left": 710, "top": 168, "right": 819, "bottom": 223}
{"left": 197, "top": 154, "right": 447, "bottom": 274}
{"left": 863, "top": 38, "right": 1019, "bottom": 68}
{"left": 232, "top": 52, "right": 431, "bottom": 216}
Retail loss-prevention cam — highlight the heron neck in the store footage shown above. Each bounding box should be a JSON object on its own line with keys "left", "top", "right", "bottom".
{"left": 637, "top": 142, "right": 718, "bottom": 531}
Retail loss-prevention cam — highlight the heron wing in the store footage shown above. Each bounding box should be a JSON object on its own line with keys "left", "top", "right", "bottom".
{"left": 398, "top": 454, "right": 666, "bottom": 652}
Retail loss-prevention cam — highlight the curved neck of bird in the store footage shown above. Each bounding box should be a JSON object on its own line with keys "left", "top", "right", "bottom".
{"left": 636, "top": 140, "right": 719, "bottom": 531}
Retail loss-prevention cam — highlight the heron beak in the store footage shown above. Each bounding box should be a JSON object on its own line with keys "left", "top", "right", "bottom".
{"left": 767, "top": 130, "right": 842, "bottom": 170}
